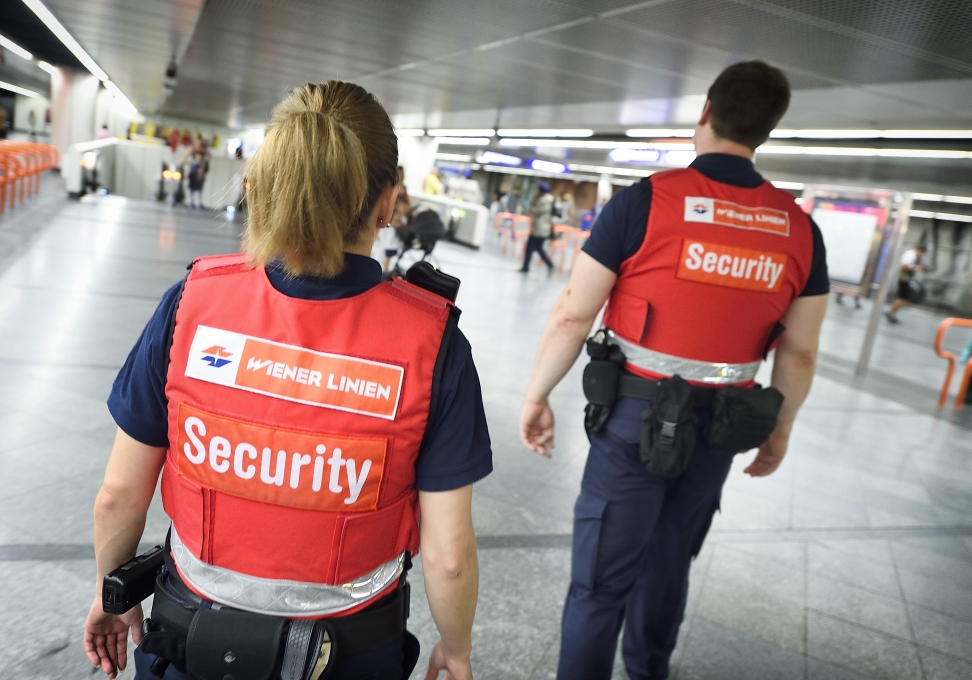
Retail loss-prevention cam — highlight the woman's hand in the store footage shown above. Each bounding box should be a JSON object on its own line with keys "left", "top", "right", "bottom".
{"left": 83, "top": 596, "right": 143, "bottom": 678}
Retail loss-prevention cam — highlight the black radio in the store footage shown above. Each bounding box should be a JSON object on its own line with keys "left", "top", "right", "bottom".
{"left": 102, "top": 545, "right": 165, "bottom": 615}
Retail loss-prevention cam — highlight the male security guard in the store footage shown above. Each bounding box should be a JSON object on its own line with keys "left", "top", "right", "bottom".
{"left": 520, "top": 61, "right": 829, "bottom": 679}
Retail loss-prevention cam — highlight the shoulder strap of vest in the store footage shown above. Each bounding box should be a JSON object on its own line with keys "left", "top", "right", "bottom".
{"left": 425, "top": 305, "right": 461, "bottom": 436}
{"left": 187, "top": 253, "right": 249, "bottom": 280}
{"left": 163, "top": 275, "right": 188, "bottom": 379}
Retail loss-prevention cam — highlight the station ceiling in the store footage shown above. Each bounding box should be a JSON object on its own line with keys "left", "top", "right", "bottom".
{"left": 19, "top": 0, "right": 972, "bottom": 132}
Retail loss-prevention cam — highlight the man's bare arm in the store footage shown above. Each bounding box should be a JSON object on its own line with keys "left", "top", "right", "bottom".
{"left": 521, "top": 252, "right": 617, "bottom": 456}
{"left": 745, "top": 294, "right": 828, "bottom": 476}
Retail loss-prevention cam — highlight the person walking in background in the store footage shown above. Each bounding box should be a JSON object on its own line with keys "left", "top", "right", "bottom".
{"left": 886, "top": 244, "right": 927, "bottom": 323}
{"left": 556, "top": 189, "right": 576, "bottom": 226}
{"left": 0, "top": 104, "right": 8, "bottom": 139}
{"left": 187, "top": 150, "right": 208, "bottom": 209}
{"left": 423, "top": 168, "right": 444, "bottom": 195}
{"left": 504, "top": 186, "right": 522, "bottom": 214}
{"left": 520, "top": 182, "right": 555, "bottom": 273}
{"left": 27, "top": 109, "right": 38, "bottom": 141}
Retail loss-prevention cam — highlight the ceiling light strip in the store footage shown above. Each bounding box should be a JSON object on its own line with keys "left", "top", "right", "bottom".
{"left": 23, "top": 0, "right": 109, "bottom": 81}
{"left": 771, "top": 129, "right": 972, "bottom": 139}
{"left": 434, "top": 137, "right": 491, "bottom": 146}
{"left": 912, "top": 193, "right": 972, "bottom": 205}
{"left": 427, "top": 128, "right": 495, "bottom": 137}
{"left": 0, "top": 81, "right": 40, "bottom": 97}
{"left": 758, "top": 146, "right": 972, "bottom": 159}
{"left": 626, "top": 129, "right": 695, "bottom": 138}
{"left": 37, "top": 60, "right": 57, "bottom": 74}
{"left": 909, "top": 210, "right": 972, "bottom": 223}
{"left": 497, "top": 129, "right": 594, "bottom": 138}
{"left": 0, "top": 33, "right": 32, "bottom": 60}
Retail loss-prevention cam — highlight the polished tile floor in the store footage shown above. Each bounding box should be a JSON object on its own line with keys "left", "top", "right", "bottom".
{"left": 1, "top": 190, "right": 971, "bottom": 679}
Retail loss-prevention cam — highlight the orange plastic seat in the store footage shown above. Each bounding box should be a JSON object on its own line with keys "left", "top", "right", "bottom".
{"left": 935, "top": 318, "right": 972, "bottom": 408}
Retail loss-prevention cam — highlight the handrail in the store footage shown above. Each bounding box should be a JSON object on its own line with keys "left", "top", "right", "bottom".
{"left": 934, "top": 317, "right": 972, "bottom": 408}
{"left": 0, "top": 141, "right": 59, "bottom": 214}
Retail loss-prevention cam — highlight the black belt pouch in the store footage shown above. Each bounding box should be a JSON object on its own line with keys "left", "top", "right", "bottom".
{"left": 185, "top": 608, "right": 285, "bottom": 680}
{"left": 639, "top": 375, "right": 698, "bottom": 478}
{"left": 582, "top": 352, "right": 623, "bottom": 433}
{"left": 705, "top": 385, "right": 784, "bottom": 451}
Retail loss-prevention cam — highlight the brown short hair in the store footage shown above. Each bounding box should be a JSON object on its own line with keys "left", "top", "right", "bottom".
{"left": 244, "top": 81, "right": 398, "bottom": 277}
{"left": 707, "top": 61, "right": 791, "bottom": 150}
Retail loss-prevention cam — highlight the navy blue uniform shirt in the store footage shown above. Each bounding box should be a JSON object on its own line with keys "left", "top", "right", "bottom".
{"left": 583, "top": 153, "right": 829, "bottom": 295}
{"left": 108, "top": 254, "right": 492, "bottom": 492}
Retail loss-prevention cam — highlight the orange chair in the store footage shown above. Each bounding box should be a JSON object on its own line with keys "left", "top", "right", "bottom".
{"left": 570, "top": 229, "right": 591, "bottom": 272}
{"left": 935, "top": 317, "right": 972, "bottom": 408}
{"left": 493, "top": 212, "right": 515, "bottom": 254}
{"left": 550, "top": 223, "right": 579, "bottom": 273}
{"left": 0, "top": 141, "right": 58, "bottom": 214}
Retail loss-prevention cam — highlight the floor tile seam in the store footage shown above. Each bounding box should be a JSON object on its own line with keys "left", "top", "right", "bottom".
{"left": 0, "top": 283, "right": 171, "bottom": 302}
{"left": 803, "top": 538, "right": 810, "bottom": 679}
{"left": 23, "top": 245, "right": 223, "bottom": 268}
{"left": 0, "top": 357, "right": 124, "bottom": 371}
{"left": 807, "top": 608, "right": 921, "bottom": 648}
{"left": 904, "top": 599, "right": 972, "bottom": 628}
{"left": 0, "top": 475, "right": 74, "bottom": 503}
{"left": 888, "top": 550, "right": 928, "bottom": 679}
{"left": 804, "top": 567, "right": 906, "bottom": 601}
{"left": 525, "top": 634, "right": 558, "bottom": 680}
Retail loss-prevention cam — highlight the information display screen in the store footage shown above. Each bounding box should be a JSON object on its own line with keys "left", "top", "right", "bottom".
{"left": 810, "top": 201, "right": 888, "bottom": 285}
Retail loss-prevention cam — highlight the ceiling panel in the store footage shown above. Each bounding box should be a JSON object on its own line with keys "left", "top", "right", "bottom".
{"left": 34, "top": 0, "right": 972, "bottom": 130}
{"left": 618, "top": 0, "right": 972, "bottom": 86}
{"left": 41, "top": 0, "right": 204, "bottom": 113}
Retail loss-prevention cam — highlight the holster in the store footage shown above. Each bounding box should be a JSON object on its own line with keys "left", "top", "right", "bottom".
{"left": 582, "top": 330, "right": 627, "bottom": 433}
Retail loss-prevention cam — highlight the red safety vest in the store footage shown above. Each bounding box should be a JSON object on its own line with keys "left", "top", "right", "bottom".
{"left": 602, "top": 167, "right": 814, "bottom": 381}
{"left": 162, "top": 254, "right": 453, "bottom": 593}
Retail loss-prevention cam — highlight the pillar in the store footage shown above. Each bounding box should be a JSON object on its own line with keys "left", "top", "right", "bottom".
{"left": 49, "top": 67, "right": 100, "bottom": 166}
{"left": 398, "top": 135, "right": 438, "bottom": 197}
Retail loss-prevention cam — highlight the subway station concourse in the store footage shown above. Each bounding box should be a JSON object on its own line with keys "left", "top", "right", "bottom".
{"left": 2, "top": 2, "right": 972, "bottom": 679}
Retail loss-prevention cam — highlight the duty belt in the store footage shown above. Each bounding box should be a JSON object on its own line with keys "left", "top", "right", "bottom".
{"left": 147, "top": 557, "right": 409, "bottom": 680}
{"left": 607, "top": 330, "right": 761, "bottom": 385}
{"left": 170, "top": 525, "right": 405, "bottom": 618}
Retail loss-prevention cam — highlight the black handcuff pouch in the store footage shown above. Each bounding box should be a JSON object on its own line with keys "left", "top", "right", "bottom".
{"left": 185, "top": 608, "right": 285, "bottom": 680}
{"left": 705, "top": 384, "right": 784, "bottom": 452}
{"left": 639, "top": 374, "right": 698, "bottom": 478}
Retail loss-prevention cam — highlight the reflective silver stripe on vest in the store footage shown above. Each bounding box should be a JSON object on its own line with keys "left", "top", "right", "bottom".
{"left": 169, "top": 526, "right": 404, "bottom": 618}
{"left": 607, "top": 330, "right": 761, "bottom": 385}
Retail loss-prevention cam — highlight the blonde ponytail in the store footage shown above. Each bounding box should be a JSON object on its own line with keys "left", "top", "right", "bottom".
{"left": 243, "top": 82, "right": 398, "bottom": 278}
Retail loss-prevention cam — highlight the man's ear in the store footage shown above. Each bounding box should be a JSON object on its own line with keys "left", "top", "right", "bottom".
{"left": 698, "top": 99, "right": 712, "bottom": 127}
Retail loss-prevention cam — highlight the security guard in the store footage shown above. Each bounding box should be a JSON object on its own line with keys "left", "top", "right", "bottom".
{"left": 83, "top": 82, "right": 491, "bottom": 680}
{"left": 520, "top": 61, "right": 829, "bottom": 679}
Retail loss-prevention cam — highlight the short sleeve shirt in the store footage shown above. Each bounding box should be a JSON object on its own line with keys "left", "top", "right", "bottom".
{"left": 108, "top": 255, "right": 492, "bottom": 492}
{"left": 583, "top": 153, "right": 829, "bottom": 296}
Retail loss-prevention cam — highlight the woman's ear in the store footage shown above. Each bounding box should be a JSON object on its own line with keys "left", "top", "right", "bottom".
{"left": 375, "top": 184, "right": 400, "bottom": 228}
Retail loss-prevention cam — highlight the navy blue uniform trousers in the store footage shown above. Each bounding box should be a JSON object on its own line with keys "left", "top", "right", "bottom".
{"left": 558, "top": 395, "right": 734, "bottom": 680}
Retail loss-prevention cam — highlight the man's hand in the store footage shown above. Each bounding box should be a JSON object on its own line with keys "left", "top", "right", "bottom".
{"left": 520, "top": 399, "right": 554, "bottom": 458}
{"left": 83, "top": 596, "right": 143, "bottom": 678}
{"left": 744, "top": 431, "right": 789, "bottom": 477}
{"left": 424, "top": 640, "right": 473, "bottom": 680}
